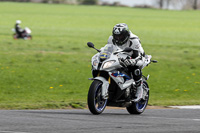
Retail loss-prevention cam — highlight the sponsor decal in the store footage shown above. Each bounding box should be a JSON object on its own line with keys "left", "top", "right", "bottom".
{"left": 111, "top": 73, "right": 131, "bottom": 80}
{"left": 100, "top": 53, "right": 108, "bottom": 59}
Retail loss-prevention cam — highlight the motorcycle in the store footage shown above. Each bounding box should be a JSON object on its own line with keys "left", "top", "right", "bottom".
{"left": 87, "top": 42, "right": 157, "bottom": 115}
{"left": 12, "top": 27, "right": 32, "bottom": 40}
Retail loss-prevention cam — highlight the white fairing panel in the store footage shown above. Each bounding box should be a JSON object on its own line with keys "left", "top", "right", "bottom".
{"left": 25, "top": 27, "right": 31, "bottom": 34}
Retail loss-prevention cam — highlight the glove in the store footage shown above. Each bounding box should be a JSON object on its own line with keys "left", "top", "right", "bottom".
{"left": 124, "top": 59, "right": 136, "bottom": 66}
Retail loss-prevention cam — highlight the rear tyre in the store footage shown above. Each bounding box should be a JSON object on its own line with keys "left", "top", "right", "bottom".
{"left": 87, "top": 80, "right": 107, "bottom": 115}
{"left": 126, "top": 80, "right": 149, "bottom": 114}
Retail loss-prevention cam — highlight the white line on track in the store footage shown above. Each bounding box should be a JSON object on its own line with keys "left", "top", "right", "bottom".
{"left": 193, "top": 119, "right": 200, "bottom": 121}
{"left": 0, "top": 131, "right": 30, "bottom": 133}
{"left": 169, "top": 105, "right": 200, "bottom": 109}
{"left": 147, "top": 116, "right": 200, "bottom": 122}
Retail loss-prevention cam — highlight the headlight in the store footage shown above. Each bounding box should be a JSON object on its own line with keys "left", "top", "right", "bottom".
{"left": 102, "top": 61, "right": 115, "bottom": 69}
{"left": 93, "top": 60, "right": 98, "bottom": 66}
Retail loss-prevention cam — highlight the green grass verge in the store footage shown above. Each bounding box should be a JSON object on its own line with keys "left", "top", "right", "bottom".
{"left": 0, "top": 2, "right": 200, "bottom": 109}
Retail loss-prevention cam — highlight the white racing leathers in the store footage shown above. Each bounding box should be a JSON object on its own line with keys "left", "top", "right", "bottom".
{"left": 107, "top": 31, "right": 145, "bottom": 67}
{"left": 107, "top": 32, "right": 145, "bottom": 102}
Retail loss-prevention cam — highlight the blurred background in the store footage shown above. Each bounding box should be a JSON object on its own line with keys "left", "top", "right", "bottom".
{"left": 1, "top": 0, "right": 200, "bottom": 10}
{"left": 0, "top": 0, "right": 199, "bottom": 109}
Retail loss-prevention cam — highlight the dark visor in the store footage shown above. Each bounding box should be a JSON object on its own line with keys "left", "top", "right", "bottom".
{"left": 114, "top": 34, "right": 126, "bottom": 42}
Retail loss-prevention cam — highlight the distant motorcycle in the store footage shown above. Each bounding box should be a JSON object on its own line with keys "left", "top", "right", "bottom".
{"left": 87, "top": 42, "right": 157, "bottom": 115}
{"left": 12, "top": 27, "right": 32, "bottom": 40}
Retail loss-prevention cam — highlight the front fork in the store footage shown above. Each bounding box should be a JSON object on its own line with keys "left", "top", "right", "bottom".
{"left": 89, "top": 75, "right": 110, "bottom": 100}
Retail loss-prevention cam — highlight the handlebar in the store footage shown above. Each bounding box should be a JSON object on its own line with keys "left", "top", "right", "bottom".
{"left": 119, "top": 58, "right": 158, "bottom": 68}
{"left": 118, "top": 58, "right": 128, "bottom": 67}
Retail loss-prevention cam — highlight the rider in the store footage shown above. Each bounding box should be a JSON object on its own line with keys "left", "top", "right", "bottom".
{"left": 15, "top": 20, "right": 24, "bottom": 38}
{"left": 107, "top": 23, "right": 145, "bottom": 102}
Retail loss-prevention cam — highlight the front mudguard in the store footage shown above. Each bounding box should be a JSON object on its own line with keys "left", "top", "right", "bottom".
{"left": 93, "top": 77, "right": 109, "bottom": 99}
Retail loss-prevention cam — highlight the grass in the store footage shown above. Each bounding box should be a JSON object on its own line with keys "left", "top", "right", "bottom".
{"left": 0, "top": 2, "right": 200, "bottom": 109}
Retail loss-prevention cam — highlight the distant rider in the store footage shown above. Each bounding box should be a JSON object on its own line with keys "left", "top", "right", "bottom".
{"left": 15, "top": 20, "right": 25, "bottom": 38}
{"left": 106, "top": 23, "right": 145, "bottom": 102}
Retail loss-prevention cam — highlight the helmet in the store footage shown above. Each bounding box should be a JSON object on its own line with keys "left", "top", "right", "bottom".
{"left": 16, "top": 20, "right": 21, "bottom": 24}
{"left": 112, "top": 23, "right": 130, "bottom": 45}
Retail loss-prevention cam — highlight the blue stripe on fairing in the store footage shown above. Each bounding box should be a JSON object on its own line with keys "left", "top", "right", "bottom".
{"left": 111, "top": 73, "right": 131, "bottom": 80}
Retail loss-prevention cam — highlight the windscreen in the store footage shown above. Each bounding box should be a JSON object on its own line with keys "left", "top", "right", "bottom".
{"left": 99, "top": 44, "right": 117, "bottom": 60}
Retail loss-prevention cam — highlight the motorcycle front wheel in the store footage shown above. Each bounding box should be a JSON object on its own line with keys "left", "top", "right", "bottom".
{"left": 87, "top": 80, "right": 107, "bottom": 115}
{"left": 24, "top": 35, "right": 32, "bottom": 40}
{"left": 13, "top": 33, "right": 18, "bottom": 40}
{"left": 126, "top": 80, "right": 149, "bottom": 114}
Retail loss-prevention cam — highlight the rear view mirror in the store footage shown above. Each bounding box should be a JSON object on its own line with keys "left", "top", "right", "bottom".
{"left": 87, "top": 42, "right": 101, "bottom": 52}
{"left": 87, "top": 42, "right": 94, "bottom": 48}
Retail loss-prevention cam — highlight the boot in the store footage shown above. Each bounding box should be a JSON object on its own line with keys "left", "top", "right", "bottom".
{"left": 134, "top": 79, "right": 143, "bottom": 102}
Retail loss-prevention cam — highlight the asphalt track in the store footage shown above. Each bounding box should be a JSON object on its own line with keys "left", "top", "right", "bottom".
{"left": 0, "top": 108, "right": 199, "bottom": 133}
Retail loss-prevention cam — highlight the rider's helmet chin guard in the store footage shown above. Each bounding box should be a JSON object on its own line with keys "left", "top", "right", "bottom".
{"left": 112, "top": 23, "right": 130, "bottom": 46}
{"left": 16, "top": 20, "right": 21, "bottom": 24}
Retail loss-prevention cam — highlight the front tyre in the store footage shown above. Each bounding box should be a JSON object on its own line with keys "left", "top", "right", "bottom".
{"left": 126, "top": 80, "right": 149, "bottom": 114}
{"left": 27, "top": 35, "right": 32, "bottom": 40}
{"left": 24, "top": 35, "right": 32, "bottom": 40}
{"left": 87, "top": 80, "right": 107, "bottom": 115}
{"left": 13, "top": 33, "right": 18, "bottom": 40}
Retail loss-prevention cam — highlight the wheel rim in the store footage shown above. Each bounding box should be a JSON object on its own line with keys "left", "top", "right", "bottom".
{"left": 94, "top": 83, "right": 107, "bottom": 112}
{"left": 135, "top": 83, "right": 148, "bottom": 112}
{"left": 136, "top": 99, "right": 148, "bottom": 111}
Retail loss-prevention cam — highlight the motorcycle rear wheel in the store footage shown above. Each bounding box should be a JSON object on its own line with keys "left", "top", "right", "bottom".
{"left": 87, "top": 80, "right": 107, "bottom": 115}
{"left": 126, "top": 80, "right": 149, "bottom": 114}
